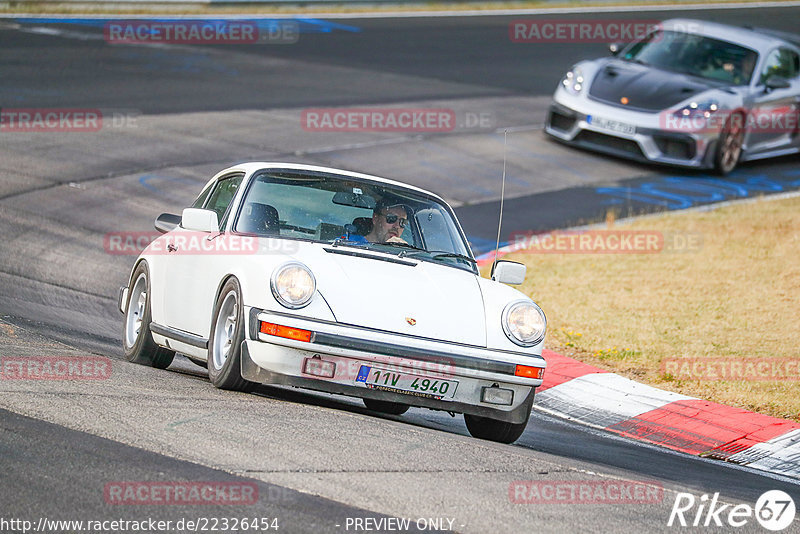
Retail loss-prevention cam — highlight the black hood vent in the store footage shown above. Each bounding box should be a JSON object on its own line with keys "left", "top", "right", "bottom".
{"left": 588, "top": 61, "right": 724, "bottom": 112}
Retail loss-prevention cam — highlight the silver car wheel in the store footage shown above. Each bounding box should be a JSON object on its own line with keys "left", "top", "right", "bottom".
{"left": 212, "top": 291, "right": 238, "bottom": 371}
{"left": 718, "top": 115, "right": 744, "bottom": 174}
{"left": 124, "top": 273, "right": 147, "bottom": 349}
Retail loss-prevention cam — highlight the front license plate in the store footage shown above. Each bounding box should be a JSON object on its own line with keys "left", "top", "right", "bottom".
{"left": 355, "top": 365, "right": 458, "bottom": 400}
{"left": 588, "top": 115, "right": 636, "bottom": 135}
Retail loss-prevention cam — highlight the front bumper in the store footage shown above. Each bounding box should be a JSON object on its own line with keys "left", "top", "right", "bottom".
{"left": 545, "top": 98, "right": 720, "bottom": 169}
{"left": 241, "top": 308, "right": 545, "bottom": 423}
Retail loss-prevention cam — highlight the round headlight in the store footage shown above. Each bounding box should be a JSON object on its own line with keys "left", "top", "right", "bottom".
{"left": 270, "top": 262, "right": 316, "bottom": 309}
{"left": 502, "top": 300, "right": 547, "bottom": 347}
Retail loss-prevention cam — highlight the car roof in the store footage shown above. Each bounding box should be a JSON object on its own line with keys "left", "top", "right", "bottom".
{"left": 208, "top": 162, "right": 449, "bottom": 204}
{"left": 661, "top": 18, "right": 799, "bottom": 54}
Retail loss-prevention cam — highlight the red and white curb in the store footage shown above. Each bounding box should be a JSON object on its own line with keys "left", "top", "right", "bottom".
{"left": 535, "top": 350, "right": 800, "bottom": 479}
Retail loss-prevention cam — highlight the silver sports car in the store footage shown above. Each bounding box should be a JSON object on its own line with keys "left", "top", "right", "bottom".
{"left": 545, "top": 19, "right": 800, "bottom": 174}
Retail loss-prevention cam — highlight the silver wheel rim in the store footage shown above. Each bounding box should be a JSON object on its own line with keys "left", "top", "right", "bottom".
{"left": 125, "top": 273, "right": 147, "bottom": 349}
{"left": 720, "top": 117, "right": 744, "bottom": 173}
{"left": 212, "top": 291, "right": 238, "bottom": 371}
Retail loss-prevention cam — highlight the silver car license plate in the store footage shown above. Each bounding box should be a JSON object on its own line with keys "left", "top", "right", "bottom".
{"left": 356, "top": 365, "right": 458, "bottom": 400}
{"left": 588, "top": 115, "right": 636, "bottom": 135}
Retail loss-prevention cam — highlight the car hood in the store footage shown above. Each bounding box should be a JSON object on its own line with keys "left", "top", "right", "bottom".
{"left": 588, "top": 60, "right": 725, "bottom": 112}
{"left": 305, "top": 247, "right": 487, "bottom": 346}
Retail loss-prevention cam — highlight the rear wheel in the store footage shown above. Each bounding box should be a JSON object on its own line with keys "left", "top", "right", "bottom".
{"left": 363, "top": 398, "right": 409, "bottom": 415}
{"left": 714, "top": 112, "right": 745, "bottom": 175}
{"left": 464, "top": 413, "right": 528, "bottom": 444}
{"left": 208, "top": 277, "right": 255, "bottom": 392}
{"left": 122, "top": 262, "right": 175, "bottom": 369}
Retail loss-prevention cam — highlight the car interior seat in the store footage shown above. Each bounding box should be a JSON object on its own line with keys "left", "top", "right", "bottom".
{"left": 239, "top": 203, "right": 280, "bottom": 235}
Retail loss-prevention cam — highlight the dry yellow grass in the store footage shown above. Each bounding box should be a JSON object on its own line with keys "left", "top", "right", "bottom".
{"left": 492, "top": 194, "right": 800, "bottom": 421}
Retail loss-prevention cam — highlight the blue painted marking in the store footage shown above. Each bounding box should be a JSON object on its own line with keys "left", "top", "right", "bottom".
{"left": 355, "top": 365, "right": 370, "bottom": 383}
{"left": 14, "top": 17, "right": 361, "bottom": 34}
{"left": 595, "top": 172, "right": 800, "bottom": 211}
{"left": 595, "top": 185, "right": 694, "bottom": 210}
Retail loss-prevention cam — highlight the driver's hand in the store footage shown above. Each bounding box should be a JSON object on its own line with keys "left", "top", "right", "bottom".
{"left": 385, "top": 236, "right": 407, "bottom": 244}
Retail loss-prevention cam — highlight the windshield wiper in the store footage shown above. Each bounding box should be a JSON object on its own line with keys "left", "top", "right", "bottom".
{"left": 330, "top": 238, "right": 371, "bottom": 249}
{"left": 377, "top": 242, "right": 427, "bottom": 257}
{"left": 398, "top": 249, "right": 477, "bottom": 264}
{"left": 429, "top": 252, "right": 477, "bottom": 264}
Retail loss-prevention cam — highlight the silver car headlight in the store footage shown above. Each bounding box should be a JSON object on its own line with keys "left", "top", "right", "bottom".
{"left": 502, "top": 300, "right": 547, "bottom": 347}
{"left": 673, "top": 99, "right": 720, "bottom": 119}
{"left": 561, "top": 68, "right": 585, "bottom": 95}
{"left": 270, "top": 262, "right": 316, "bottom": 309}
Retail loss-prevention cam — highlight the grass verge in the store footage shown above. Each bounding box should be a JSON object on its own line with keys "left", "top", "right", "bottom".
{"left": 496, "top": 194, "right": 800, "bottom": 421}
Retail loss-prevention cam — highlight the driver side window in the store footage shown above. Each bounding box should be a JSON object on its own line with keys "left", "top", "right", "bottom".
{"left": 760, "top": 48, "right": 799, "bottom": 84}
{"left": 204, "top": 174, "right": 244, "bottom": 229}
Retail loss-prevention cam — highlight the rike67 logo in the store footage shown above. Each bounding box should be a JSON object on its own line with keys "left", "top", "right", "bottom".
{"left": 668, "top": 490, "right": 796, "bottom": 531}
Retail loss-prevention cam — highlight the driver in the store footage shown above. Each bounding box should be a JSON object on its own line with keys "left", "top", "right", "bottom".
{"left": 364, "top": 201, "right": 408, "bottom": 244}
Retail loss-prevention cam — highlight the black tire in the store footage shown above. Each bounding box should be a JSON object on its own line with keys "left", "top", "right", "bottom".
{"left": 714, "top": 112, "right": 745, "bottom": 176}
{"left": 122, "top": 262, "right": 175, "bottom": 369}
{"left": 207, "top": 277, "right": 255, "bottom": 392}
{"left": 363, "top": 398, "right": 409, "bottom": 415}
{"left": 464, "top": 413, "right": 528, "bottom": 444}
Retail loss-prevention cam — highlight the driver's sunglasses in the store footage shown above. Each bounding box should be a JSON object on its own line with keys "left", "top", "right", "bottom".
{"left": 383, "top": 214, "right": 407, "bottom": 228}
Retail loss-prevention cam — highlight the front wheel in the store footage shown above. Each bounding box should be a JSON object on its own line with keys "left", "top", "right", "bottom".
{"left": 122, "top": 262, "right": 175, "bottom": 369}
{"left": 207, "top": 277, "right": 254, "bottom": 392}
{"left": 464, "top": 413, "right": 528, "bottom": 444}
{"left": 714, "top": 112, "right": 745, "bottom": 175}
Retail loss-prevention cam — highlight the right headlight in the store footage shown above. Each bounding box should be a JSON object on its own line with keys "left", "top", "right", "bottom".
{"left": 561, "top": 67, "right": 585, "bottom": 95}
{"left": 270, "top": 262, "right": 316, "bottom": 309}
{"left": 502, "top": 300, "right": 547, "bottom": 347}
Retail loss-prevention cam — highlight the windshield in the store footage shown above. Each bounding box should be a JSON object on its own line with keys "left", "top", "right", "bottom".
{"left": 234, "top": 170, "right": 476, "bottom": 272}
{"left": 622, "top": 30, "right": 758, "bottom": 85}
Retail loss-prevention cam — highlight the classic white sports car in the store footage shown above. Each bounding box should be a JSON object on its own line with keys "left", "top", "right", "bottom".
{"left": 119, "top": 163, "right": 546, "bottom": 443}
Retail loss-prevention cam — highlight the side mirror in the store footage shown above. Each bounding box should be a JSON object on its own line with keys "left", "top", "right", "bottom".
{"left": 181, "top": 208, "right": 219, "bottom": 233}
{"left": 491, "top": 260, "right": 526, "bottom": 285}
{"left": 609, "top": 42, "right": 623, "bottom": 56}
{"left": 154, "top": 213, "right": 181, "bottom": 234}
{"left": 765, "top": 76, "right": 790, "bottom": 92}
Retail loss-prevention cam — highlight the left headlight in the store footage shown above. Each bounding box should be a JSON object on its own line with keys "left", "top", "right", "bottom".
{"left": 270, "top": 262, "right": 316, "bottom": 309}
{"left": 561, "top": 67, "right": 585, "bottom": 95}
{"left": 673, "top": 99, "right": 720, "bottom": 119}
{"left": 502, "top": 300, "right": 547, "bottom": 347}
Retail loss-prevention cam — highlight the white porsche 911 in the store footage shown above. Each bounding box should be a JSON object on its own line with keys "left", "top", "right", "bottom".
{"left": 119, "top": 163, "right": 547, "bottom": 443}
